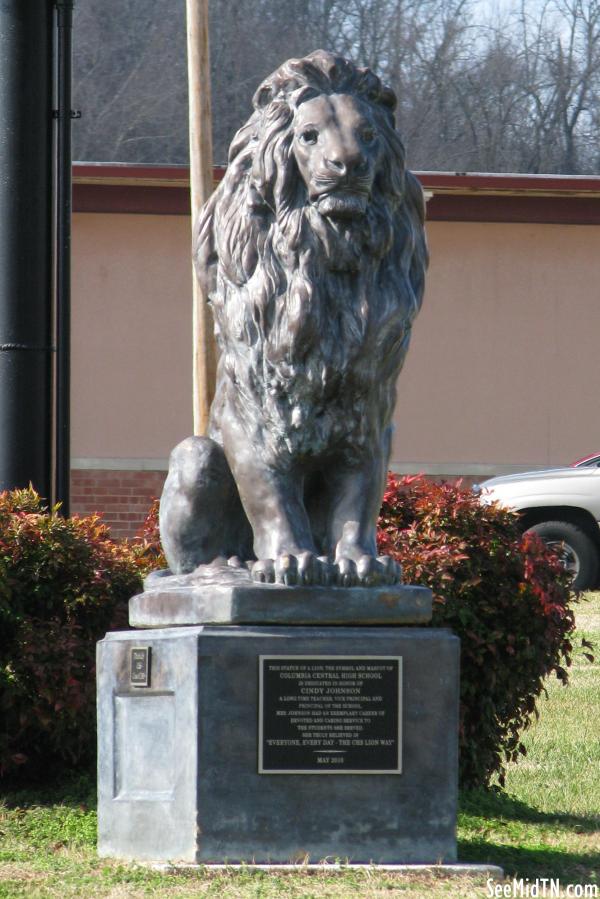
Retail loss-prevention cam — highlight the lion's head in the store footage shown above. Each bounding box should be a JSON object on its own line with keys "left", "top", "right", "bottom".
{"left": 195, "top": 51, "right": 427, "bottom": 447}
{"left": 245, "top": 51, "right": 403, "bottom": 224}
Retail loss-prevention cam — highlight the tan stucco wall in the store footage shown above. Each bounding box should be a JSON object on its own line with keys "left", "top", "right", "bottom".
{"left": 72, "top": 213, "right": 600, "bottom": 474}
{"left": 393, "top": 220, "right": 600, "bottom": 473}
{"left": 72, "top": 213, "right": 193, "bottom": 460}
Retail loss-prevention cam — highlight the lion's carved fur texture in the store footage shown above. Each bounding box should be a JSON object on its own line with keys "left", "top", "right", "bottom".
{"left": 195, "top": 50, "right": 428, "bottom": 465}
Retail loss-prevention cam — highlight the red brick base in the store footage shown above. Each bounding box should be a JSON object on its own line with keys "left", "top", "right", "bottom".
{"left": 71, "top": 469, "right": 166, "bottom": 539}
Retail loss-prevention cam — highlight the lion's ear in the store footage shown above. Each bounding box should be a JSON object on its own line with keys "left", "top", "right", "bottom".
{"left": 254, "top": 84, "right": 274, "bottom": 109}
{"left": 254, "top": 56, "right": 326, "bottom": 110}
{"left": 379, "top": 86, "right": 397, "bottom": 112}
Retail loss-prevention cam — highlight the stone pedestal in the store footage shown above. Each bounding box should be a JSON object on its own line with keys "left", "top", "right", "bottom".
{"left": 97, "top": 579, "right": 459, "bottom": 864}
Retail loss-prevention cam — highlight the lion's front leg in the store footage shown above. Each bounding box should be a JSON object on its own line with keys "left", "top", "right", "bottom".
{"left": 312, "top": 433, "right": 401, "bottom": 587}
{"left": 220, "top": 411, "right": 333, "bottom": 586}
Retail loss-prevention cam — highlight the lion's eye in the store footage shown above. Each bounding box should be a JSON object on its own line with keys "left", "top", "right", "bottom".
{"left": 300, "top": 128, "right": 319, "bottom": 144}
{"left": 360, "top": 128, "right": 375, "bottom": 144}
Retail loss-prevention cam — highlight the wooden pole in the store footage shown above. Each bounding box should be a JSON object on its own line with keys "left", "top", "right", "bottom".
{"left": 186, "top": 0, "right": 216, "bottom": 435}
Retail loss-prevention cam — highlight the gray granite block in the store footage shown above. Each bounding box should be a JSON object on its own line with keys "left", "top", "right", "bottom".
{"left": 97, "top": 624, "right": 459, "bottom": 864}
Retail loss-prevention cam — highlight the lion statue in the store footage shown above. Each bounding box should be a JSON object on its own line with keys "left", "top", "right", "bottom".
{"left": 159, "top": 50, "right": 428, "bottom": 588}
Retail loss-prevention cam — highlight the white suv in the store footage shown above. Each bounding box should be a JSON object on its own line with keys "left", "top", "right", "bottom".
{"left": 478, "top": 465, "right": 600, "bottom": 590}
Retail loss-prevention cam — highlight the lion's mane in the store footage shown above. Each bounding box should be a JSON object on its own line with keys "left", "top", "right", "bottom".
{"left": 195, "top": 50, "right": 428, "bottom": 462}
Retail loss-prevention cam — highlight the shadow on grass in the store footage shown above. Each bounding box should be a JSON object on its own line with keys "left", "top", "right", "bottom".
{"left": 460, "top": 789, "right": 600, "bottom": 880}
{"left": 1, "top": 771, "right": 96, "bottom": 811}
{"left": 461, "top": 789, "right": 600, "bottom": 833}
{"left": 459, "top": 837, "right": 600, "bottom": 881}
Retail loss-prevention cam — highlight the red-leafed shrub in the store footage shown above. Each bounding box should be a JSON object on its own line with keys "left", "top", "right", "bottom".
{"left": 134, "top": 498, "right": 166, "bottom": 570}
{"left": 378, "top": 474, "right": 576, "bottom": 788}
{"left": 0, "top": 488, "right": 144, "bottom": 779}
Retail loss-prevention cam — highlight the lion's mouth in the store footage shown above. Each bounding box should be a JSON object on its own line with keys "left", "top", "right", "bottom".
{"left": 314, "top": 190, "right": 369, "bottom": 220}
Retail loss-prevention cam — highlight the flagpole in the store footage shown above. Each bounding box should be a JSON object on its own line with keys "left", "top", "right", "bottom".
{"left": 186, "top": 0, "right": 216, "bottom": 435}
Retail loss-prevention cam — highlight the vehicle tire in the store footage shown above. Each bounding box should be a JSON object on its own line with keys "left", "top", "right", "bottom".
{"left": 526, "top": 520, "right": 599, "bottom": 591}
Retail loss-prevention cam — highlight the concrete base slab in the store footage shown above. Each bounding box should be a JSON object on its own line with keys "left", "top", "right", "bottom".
{"left": 130, "top": 575, "right": 432, "bottom": 628}
{"left": 151, "top": 862, "right": 504, "bottom": 878}
{"left": 97, "top": 624, "right": 459, "bottom": 864}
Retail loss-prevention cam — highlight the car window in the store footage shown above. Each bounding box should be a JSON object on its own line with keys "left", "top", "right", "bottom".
{"left": 574, "top": 456, "right": 600, "bottom": 467}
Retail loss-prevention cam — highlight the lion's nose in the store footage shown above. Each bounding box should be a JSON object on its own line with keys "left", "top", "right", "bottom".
{"left": 325, "top": 153, "right": 367, "bottom": 178}
{"left": 326, "top": 155, "right": 346, "bottom": 174}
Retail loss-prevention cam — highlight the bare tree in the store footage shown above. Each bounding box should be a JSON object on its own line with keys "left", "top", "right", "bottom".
{"left": 208, "top": 0, "right": 319, "bottom": 163}
{"left": 73, "top": 1, "right": 189, "bottom": 162}
{"left": 508, "top": 0, "right": 600, "bottom": 173}
{"left": 72, "top": 0, "right": 600, "bottom": 173}
{"left": 544, "top": 0, "right": 600, "bottom": 172}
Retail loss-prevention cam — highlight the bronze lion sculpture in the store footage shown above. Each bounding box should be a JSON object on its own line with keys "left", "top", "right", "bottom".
{"left": 159, "top": 50, "right": 428, "bottom": 587}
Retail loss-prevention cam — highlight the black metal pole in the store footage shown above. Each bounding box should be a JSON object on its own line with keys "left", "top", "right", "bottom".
{"left": 55, "top": 0, "right": 73, "bottom": 515}
{"left": 0, "top": 2, "right": 54, "bottom": 500}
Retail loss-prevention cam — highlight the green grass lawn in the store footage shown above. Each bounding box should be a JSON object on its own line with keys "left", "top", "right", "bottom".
{"left": 1, "top": 594, "right": 598, "bottom": 898}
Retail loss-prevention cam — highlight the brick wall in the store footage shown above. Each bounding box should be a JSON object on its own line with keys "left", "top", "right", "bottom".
{"left": 70, "top": 468, "right": 484, "bottom": 542}
{"left": 71, "top": 469, "right": 166, "bottom": 539}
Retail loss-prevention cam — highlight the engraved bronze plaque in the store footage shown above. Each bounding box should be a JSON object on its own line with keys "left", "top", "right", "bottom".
{"left": 130, "top": 647, "right": 151, "bottom": 687}
{"left": 259, "top": 655, "right": 402, "bottom": 774}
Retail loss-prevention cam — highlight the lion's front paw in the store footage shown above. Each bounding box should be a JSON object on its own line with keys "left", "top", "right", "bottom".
{"left": 335, "top": 554, "right": 402, "bottom": 587}
{"left": 251, "top": 552, "right": 336, "bottom": 586}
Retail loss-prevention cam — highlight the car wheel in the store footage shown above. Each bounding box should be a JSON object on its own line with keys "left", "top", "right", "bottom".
{"left": 526, "top": 520, "right": 599, "bottom": 591}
